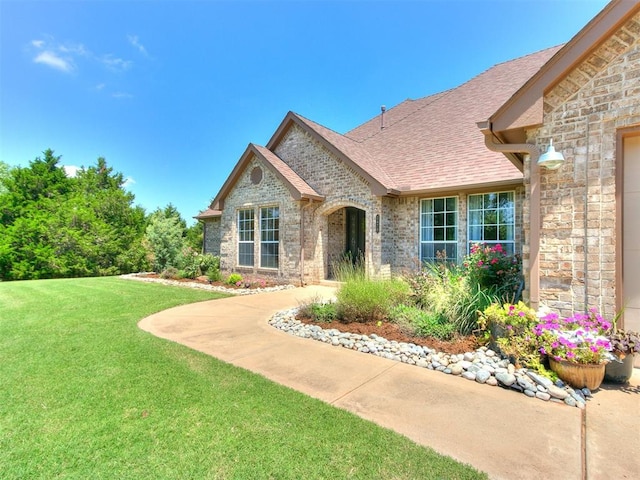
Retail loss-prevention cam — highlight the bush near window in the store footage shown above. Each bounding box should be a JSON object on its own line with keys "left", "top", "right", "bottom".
{"left": 175, "top": 247, "right": 219, "bottom": 279}
{"left": 463, "top": 243, "right": 522, "bottom": 301}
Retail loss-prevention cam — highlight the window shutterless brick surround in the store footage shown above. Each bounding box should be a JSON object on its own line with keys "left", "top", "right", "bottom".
{"left": 524, "top": 11, "right": 640, "bottom": 318}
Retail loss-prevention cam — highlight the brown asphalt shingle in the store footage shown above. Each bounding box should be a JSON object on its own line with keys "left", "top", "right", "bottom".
{"left": 252, "top": 144, "right": 323, "bottom": 200}
{"left": 343, "top": 45, "right": 563, "bottom": 193}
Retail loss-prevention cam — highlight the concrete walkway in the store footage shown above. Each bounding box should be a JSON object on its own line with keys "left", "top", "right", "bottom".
{"left": 139, "top": 286, "right": 640, "bottom": 480}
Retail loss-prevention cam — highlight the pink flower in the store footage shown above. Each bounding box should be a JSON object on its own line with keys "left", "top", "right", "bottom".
{"left": 490, "top": 258, "right": 498, "bottom": 265}
{"left": 477, "top": 260, "right": 484, "bottom": 266}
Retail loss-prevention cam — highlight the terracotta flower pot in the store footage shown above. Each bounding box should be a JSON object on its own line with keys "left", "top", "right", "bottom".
{"left": 604, "top": 353, "right": 636, "bottom": 384}
{"left": 549, "top": 357, "right": 606, "bottom": 390}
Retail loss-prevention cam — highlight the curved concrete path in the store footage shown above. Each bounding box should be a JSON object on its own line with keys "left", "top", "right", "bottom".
{"left": 139, "top": 286, "right": 640, "bottom": 480}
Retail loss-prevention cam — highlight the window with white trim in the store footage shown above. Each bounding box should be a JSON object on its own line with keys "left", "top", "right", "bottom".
{"left": 237, "top": 209, "right": 254, "bottom": 266}
{"left": 420, "top": 197, "right": 458, "bottom": 263}
{"left": 468, "top": 192, "right": 515, "bottom": 255}
{"left": 260, "top": 206, "right": 279, "bottom": 268}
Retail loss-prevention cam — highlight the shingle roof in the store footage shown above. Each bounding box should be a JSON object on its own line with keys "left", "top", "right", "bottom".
{"left": 195, "top": 208, "right": 222, "bottom": 219}
{"left": 344, "top": 45, "right": 562, "bottom": 193}
{"left": 251, "top": 144, "right": 324, "bottom": 201}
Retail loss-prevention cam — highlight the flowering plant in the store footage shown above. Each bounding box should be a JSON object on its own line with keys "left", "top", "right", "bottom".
{"left": 463, "top": 243, "right": 521, "bottom": 298}
{"left": 534, "top": 309, "right": 613, "bottom": 364}
{"left": 479, "top": 301, "right": 537, "bottom": 329}
{"left": 478, "top": 302, "right": 543, "bottom": 370}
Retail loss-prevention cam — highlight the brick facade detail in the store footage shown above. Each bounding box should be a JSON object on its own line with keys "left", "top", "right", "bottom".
{"left": 524, "top": 12, "right": 640, "bottom": 318}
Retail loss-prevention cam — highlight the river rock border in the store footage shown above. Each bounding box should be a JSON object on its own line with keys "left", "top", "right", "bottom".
{"left": 270, "top": 308, "right": 595, "bottom": 409}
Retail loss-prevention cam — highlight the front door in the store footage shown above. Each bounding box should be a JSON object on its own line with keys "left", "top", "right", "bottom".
{"left": 345, "top": 207, "right": 365, "bottom": 262}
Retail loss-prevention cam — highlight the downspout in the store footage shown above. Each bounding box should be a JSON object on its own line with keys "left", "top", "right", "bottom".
{"left": 478, "top": 122, "right": 542, "bottom": 309}
{"left": 300, "top": 199, "right": 314, "bottom": 286}
{"left": 584, "top": 119, "right": 590, "bottom": 313}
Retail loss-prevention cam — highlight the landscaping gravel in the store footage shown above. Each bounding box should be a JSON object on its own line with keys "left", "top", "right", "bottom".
{"left": 270, "top": 308, "right": 594, "bottom": 409}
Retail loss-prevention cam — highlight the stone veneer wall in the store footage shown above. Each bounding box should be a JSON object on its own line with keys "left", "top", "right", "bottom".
{"left": 274, "top": 125, "right": 384, "bottom": 282}
{"left": 524, "top": 12, "right": 640, "bottom": 318}
{"left": 217, "top": 156, "right": 301, "bottom": 282}
{"left": 202, "top": 217, "right": 221, "bottom": 256}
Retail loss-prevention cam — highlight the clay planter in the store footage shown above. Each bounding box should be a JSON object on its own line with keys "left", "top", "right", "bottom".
{"left": 549, "top": 357, "right": 606, "bottom": 390}
{"left": 604, "top": 353, "right": 636, "bottom": 384}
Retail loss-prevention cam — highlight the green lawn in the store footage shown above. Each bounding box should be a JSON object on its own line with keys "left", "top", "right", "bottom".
{"left": 0, "top": 277, "right": 486, "bottom": 479}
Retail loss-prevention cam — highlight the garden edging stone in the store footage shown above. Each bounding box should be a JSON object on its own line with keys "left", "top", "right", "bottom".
{"left": 270, "top": 308, "right": 593, "bottom": 409}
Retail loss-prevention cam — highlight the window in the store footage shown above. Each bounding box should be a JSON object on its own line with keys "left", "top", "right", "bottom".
{"left": 237, "top": 209, "right": 254, "bottom": 266}
{"left": 468, "top": 192, "right": 515, "bottom": 254}
{"left": 420, "top": 197, "right": 458, "bottom": 263}
{"left": 260, "top": 207, "right": 279, "bottom": 268}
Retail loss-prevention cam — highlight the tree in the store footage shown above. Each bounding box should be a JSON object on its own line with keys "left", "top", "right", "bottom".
{"left": 144, "top": 213, "right": 184, "bottom": 273}
{"left": 0, "top": 150, "right": 148, "bottom": 280}
{"left": 185, "top": 221, "right": 203, "bottom": 251}
{"left": 0, "top": 161, "right": 10, "bottom": 195}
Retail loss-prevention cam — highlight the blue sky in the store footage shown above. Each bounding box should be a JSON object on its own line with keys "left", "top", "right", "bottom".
{"left": 1, "top": 0, "right": 609, "bottom": 224}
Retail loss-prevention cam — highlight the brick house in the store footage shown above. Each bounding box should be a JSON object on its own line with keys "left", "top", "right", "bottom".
{"left": 199, "top": 0, "right": 640, "bottom": 335}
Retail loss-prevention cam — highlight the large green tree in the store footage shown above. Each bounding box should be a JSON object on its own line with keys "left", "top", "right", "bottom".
{"left": 0, "top": 150, "right": 148, "bottom": 280}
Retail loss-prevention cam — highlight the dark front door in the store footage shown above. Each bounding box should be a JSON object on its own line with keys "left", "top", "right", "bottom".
{"left": 345, "top": 207, "right": 365, "bottom": 262}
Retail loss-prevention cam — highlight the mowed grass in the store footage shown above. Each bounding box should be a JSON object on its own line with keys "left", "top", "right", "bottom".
{"left": 0, "top": 277, "right": 486, "bottom": 479}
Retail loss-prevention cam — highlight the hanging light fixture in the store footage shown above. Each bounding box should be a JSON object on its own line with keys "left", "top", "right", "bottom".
{"left": 538, "top": 139, "right": 565, "bottom": 170}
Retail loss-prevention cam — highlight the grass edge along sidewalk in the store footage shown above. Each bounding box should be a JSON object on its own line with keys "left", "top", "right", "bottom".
{"left": 0, "top": 277, "right": 486, "bottom": 479}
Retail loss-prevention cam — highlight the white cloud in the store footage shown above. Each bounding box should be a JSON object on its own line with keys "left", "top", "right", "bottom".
{"left": 30, "top": 36, "right": 134, "bottom": 76}
{"left": 127, "top": 35, "right": 148, "bottom": 56}
{"left": 34, "top": 51, "right": 74, "bottom": 72}
{"left": 58, "top": 42, "right": 89, "bottom": 57}
{"left": 95, "top": 83, "right": 106, "bottom": 90}
{"left": 112, "top": 92, "right": 133, "bottom": 99}
{"left": 123, "top": 176, "right": 136, "bottom": 188}
{"left": 101, "top": 54, "right": 132, "bottom": 71}
{"left": 63, "top": 165, "right": 80, "bottom": 177}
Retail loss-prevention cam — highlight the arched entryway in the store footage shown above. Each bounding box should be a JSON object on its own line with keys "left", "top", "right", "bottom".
{"left": 325, "top": 206, "right": 366, "bottom": 279}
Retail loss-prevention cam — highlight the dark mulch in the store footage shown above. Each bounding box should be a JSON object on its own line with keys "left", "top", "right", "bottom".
{"left": 296, "top": 315, "right": 479, "bottom": 355}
